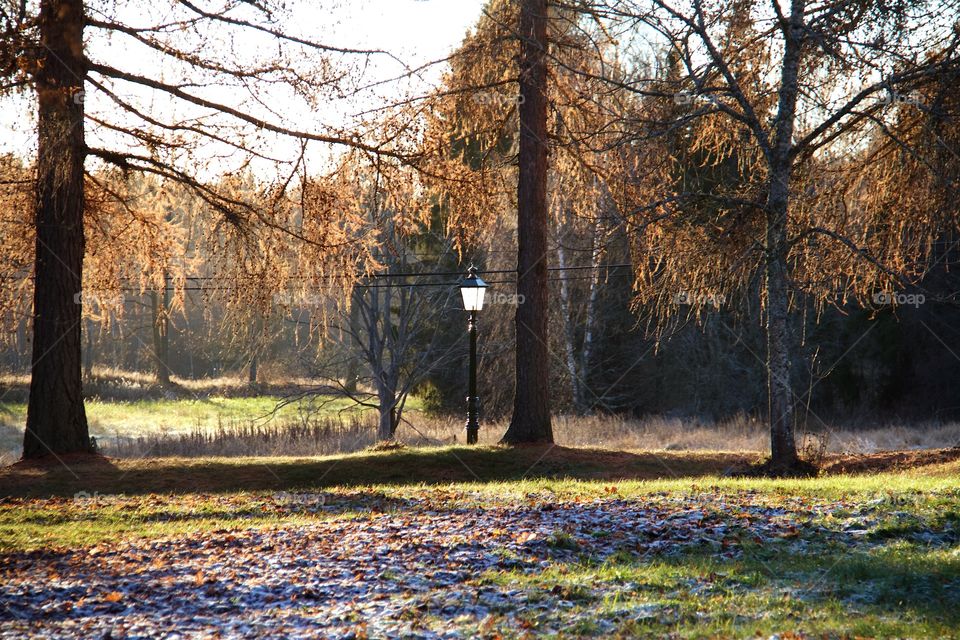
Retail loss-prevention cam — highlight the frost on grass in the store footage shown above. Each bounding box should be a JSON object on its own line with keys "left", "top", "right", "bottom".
{"left": 2, "top": 488, "right": 958, "bottom": 638}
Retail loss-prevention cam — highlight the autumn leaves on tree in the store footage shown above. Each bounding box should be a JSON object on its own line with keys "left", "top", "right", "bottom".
{"left": 1, "top": 0, "right": 958, "bottom": 470}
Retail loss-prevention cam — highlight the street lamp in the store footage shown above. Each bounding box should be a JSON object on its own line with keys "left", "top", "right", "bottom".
{"left": 459, "top": 266, "right": 488, "bottom": 444}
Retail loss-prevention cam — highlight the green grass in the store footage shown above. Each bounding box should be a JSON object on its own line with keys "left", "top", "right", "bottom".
{"left": 0, "top": 493, "right": 347, "bottom": 551}
{"left": 476, "top": 544, "right": 960, "bottom": 637}
{"left": 1, "top": 395, "right": 373, "bottom": 435}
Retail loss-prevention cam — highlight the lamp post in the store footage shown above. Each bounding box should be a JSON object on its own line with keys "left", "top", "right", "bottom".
{"left": 459, "top": 267, "right": 488, "bottom": 444}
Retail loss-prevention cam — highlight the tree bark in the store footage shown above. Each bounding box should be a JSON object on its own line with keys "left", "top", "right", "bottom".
{"left": 556, "top": 239, "right": 583, "bottom": 411}
{"left": 376, "top": 374, "right": 397, "bottom": 441}
{"left": 579, "top": 214, "right": 604, "bottom": 414}
{"left": 150, "top": 279, "right": 170, "bottom": 385}
{"left": 23, "top": 0, "right": 91, "bottom": 458}
{"left": 765, "top": 194, "right": 798, "bottom": 466}
{"left": 764, "top": 0, "right": 805, "bottom": 467}
{"left": 502, "top": 0, "right": 553, "bottom": 444}
{"left": 83, "top": 318, "right": 94, "bottom": 380}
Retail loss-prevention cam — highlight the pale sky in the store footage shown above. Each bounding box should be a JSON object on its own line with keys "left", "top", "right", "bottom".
{"left": 2, "top": 0, "right": 489, "bottom": 175}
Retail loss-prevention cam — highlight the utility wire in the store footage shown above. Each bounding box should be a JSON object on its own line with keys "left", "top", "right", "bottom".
{"left": 0, "top": 263, "right": 634, "bottom": 282}
{"left": 170, "top": 264, "right": 633, "bottom": 280}
{"left": 109, "top": 271, "right": 635, "bottom": 292}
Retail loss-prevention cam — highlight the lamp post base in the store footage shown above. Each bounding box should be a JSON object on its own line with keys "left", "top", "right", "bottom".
{"left": 465, "top": 395, "right": 479, "bottom": 444}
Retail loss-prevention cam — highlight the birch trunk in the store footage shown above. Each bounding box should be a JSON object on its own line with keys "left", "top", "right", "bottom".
{"left": 556, "top": 238, "right": 584, "bottom": 411}
{"left": 579, "top": 215, "right": 604, "bottom": 413}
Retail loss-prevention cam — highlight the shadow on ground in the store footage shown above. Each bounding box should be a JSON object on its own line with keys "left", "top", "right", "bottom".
{"left": 3, "top": 445, "right": 959, "bottom": 499}
{"left": 0, "top": 446, "right": 761, "bottom": 498}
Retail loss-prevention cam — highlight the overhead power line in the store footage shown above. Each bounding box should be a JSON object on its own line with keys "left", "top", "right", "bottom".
{"left": 110, "top": 271, "right": 636, "bottom": 293}
{"left": 2, "top": 264, "right": 633, "bottom": 281}
{"left": 162, "top": 263, "right": 635, "bottom": 281}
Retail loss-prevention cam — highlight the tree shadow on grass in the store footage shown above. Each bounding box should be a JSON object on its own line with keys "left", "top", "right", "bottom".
{"left": 0, "top": 446, "right": 757, "bottom": 498}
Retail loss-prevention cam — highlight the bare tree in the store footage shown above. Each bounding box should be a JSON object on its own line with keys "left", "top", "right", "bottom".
{"left": 276, "top": 162, "right": 461, "bottom": 442}
{"left": 339, "top": 275, "right": 455, "bottom": 441}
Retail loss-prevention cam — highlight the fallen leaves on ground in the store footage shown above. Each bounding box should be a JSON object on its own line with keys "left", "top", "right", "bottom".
{"left": 1, "top": 488, "right": 957, "bottom": 638}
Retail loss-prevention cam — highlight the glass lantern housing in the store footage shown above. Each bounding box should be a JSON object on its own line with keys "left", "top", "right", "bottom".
{"left": 459, "top": 268, "right": 488, "bottom": 311}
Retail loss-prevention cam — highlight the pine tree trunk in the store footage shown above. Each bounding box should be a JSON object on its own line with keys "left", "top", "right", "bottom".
{"left": 23, "top": 0, "right": 91, "bottom": 458}
{"left": 502, "top": 0, "right": 553, "bottom": 444}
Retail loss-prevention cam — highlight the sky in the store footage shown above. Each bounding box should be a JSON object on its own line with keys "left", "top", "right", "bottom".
{"left": 324, "top": 0, "right": 486, "bottom": 55}
{"left": 1, "top": 0, "right": 489, "bottom": 175}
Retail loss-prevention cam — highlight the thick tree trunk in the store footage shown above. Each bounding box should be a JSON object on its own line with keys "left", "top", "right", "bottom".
{"left": 23, "top": 0, "right": 91, "bottom": 458}
{"left": 248, "top": 354, "right": 258, "bottom": 385}
{"left": 502, "top": 0, "right": 553, "bottom": 444}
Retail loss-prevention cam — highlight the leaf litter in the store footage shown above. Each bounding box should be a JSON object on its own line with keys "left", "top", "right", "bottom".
{"left": 1, "top": 488, "right": 957, "bottom": 638}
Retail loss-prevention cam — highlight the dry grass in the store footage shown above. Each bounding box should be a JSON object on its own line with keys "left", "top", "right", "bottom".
{"left": 102, "top": 416, "right": 389, "bottom": 458}
{"left": 2, "top": 368, "right": 958, "bottom": 463}
{"left": 0, "top": 367, "right": 325, "bottom": 403}
{"left": 63, "top": 412, "right": 960, "bottom": 461}
{"left": 552, "top": 414, "right": 769, "bottom": 451}
{"left": 552, "top": 414, "right": 960, "bottom": 455}
{"left": 75, "top": 412, "right": 773, "bottom": 459}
